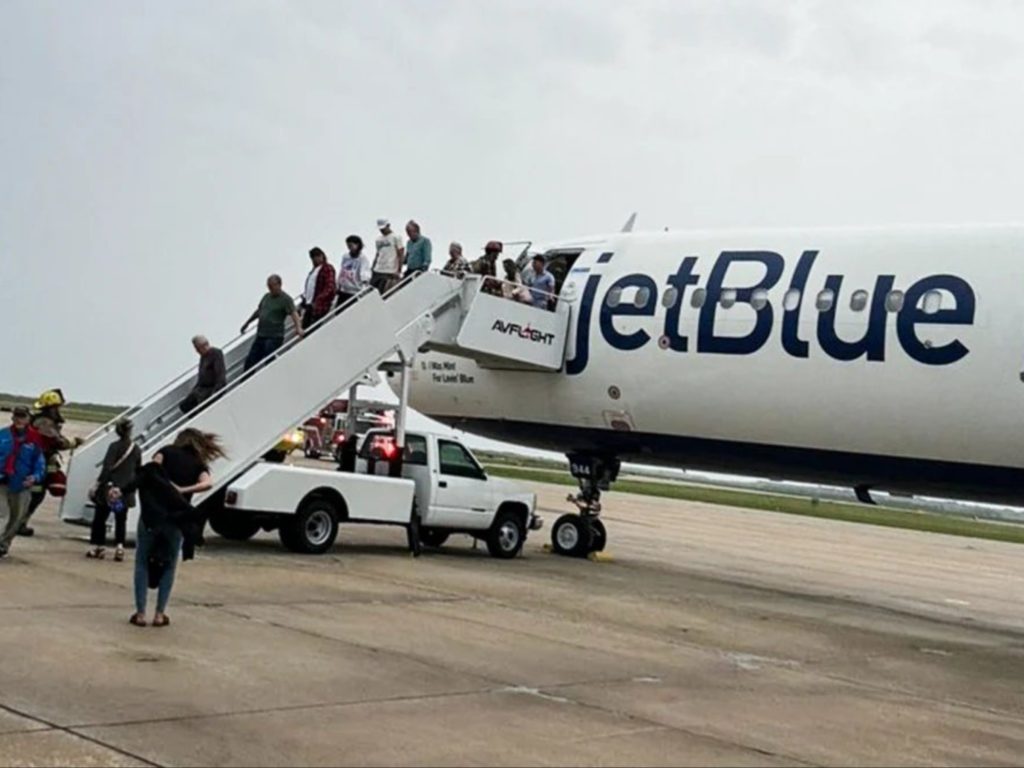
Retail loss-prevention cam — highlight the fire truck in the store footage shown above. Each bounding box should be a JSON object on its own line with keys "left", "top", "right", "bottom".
{"left": 301, "top": 399, "right": 394, "bottom": 461}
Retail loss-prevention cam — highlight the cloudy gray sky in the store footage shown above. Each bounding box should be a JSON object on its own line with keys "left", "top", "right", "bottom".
{"left": 2, "top": 0, "right": 1023, "bottom": 411}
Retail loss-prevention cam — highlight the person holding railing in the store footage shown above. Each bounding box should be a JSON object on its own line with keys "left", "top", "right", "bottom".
{"left": 403, "top": 220, "right": 432, "bottom": 278}
{"left": 178, "top": 335, "right": 226, "bottom": 414}
{"left": 523, "top": 254, "right": 556, "bottom": 310}
{"left": 301, "top": 247, "right": 337, "bottom": 332}
{"left": 337, "top": 235, "right": 371, "bottom": 304}
{"left": 240, "top": 274, "right": 303, "bottom": 371}
{"left": 441, "top": 242, "right": 469, "bottom": 276}
{"left": 371, "top": 218, "right": 404, "bottom": 292}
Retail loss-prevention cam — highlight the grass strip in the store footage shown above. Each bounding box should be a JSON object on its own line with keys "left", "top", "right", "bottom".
{"left": 0, "top": 392, "right": 125, "bottom": 424}
{"left": 486, "top": 465, "right": 1024, "bottom": 545}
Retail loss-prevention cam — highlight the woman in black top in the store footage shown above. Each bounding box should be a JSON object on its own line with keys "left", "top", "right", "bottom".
{"left": 88, "top": 419, "right": 142, "bottom": 561}
{"left": 114, "top": 428, "right": 225, "bottom": 628}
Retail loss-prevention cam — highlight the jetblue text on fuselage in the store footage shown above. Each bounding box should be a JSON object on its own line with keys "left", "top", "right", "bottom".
{"left": 565, "top": 250, "right": 976, "bottom": 375}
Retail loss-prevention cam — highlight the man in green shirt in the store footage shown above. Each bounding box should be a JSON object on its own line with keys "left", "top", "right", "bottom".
{"left": 241, "top": 274, "right": 304, "bottom": 371}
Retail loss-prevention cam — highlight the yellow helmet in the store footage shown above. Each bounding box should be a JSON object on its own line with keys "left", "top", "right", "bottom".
{"left": 33, "top": 389, "right": 66, "bottom": 409}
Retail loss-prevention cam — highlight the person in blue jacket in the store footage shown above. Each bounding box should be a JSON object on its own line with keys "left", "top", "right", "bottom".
{"left": 0, "top": 406, "right": 46, "bottom": 558}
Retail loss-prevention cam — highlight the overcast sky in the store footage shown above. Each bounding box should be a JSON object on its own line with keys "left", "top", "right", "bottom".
{"left": 2, "top": 0, "right": 1023, "bottom": 413}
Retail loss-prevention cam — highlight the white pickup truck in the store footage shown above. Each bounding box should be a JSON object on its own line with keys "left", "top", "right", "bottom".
{"left": 209, "top": 429, "right": 542, "bottom": 558}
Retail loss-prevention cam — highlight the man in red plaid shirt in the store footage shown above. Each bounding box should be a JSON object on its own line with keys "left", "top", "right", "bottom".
{"left": 301, "top": 247, "right": 337, "bottom": 332}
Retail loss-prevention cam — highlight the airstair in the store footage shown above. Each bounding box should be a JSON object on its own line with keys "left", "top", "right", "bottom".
{"left": 61, "top": 272, "right": 572, "bottom": 524}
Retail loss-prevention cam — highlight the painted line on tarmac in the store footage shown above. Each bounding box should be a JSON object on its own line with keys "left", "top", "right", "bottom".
{"left": 0, "top": 702, "right": 161, "bottom": 768}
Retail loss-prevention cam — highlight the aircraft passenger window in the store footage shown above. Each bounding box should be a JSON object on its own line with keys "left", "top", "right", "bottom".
{"left": 661, "top": 287, "right": 678, "bottom": 308}
{"left": 634, "top": 287, "right": 651, "bottom": 308}
{"left": 719, "top": 289, "right": 737, "bottom": 309}
{"left": 691, "top": 288, "right": 707, "bottom": 308}
{"left": 815, "top": 289, "right": 835, "bottom": 312}
{"left": 783, "top": 288, "right": 801, "bottom": 311}
{"left": 922, "top": 290, "right": 942, "bottom": 315}
{"left": 885, "top": 290, "right": 905, "bottom": 312}
{"left": 750, "top": 288, "right": 769, "bottom": 311}
{"left": 438, "top": 440, "right": 484, "bottom": 479}
{"left": 850, "top": 290, "right": 869, "bottom": 312}
{"left": 605, "top": 286, "right": 622, "bottom": 308}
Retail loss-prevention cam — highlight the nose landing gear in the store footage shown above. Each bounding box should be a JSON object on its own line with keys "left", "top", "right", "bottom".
{"left": 550, "top": 453, "right": 620, "bottom": 558}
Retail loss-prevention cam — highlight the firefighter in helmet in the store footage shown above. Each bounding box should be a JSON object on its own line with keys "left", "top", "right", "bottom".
{"left": 19, "top": 389, "right": 82, "bottom": 536}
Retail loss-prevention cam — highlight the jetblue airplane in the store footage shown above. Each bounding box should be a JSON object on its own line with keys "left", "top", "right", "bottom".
{"left": 402, "top": 224, "right": 1024, "bottom": 553}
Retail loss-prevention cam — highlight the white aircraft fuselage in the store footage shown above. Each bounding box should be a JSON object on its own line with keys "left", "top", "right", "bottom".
{"left": 406, "top": 226, "right": 1024, "bottom": 506}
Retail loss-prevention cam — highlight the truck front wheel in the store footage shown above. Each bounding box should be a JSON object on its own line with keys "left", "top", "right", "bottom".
{"left": 280, "top": 499, "right": 339, "bottom": 554}
{"left": 487, "top": 510, "right": 525, "bottom": 559}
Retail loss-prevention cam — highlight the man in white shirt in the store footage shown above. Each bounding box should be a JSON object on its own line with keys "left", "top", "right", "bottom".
{"left": 371, "top": 218, "right": 405, "bottom": 293}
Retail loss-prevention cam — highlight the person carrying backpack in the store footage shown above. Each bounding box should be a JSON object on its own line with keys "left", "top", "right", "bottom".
{"left": 87, "top": 418, "right": 142, "bottom": 562}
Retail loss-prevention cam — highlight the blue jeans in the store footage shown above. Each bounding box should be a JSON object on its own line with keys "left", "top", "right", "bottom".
{"left": 243, "top": 336, "right": 283, "bottom": 371}
{"left": 134, "top": 521, "right": 182, "bottom": 614}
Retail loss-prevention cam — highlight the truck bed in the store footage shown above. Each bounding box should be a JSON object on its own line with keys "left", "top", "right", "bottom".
{"left": 226, "top": 463, "right": 415, "bottom": 525}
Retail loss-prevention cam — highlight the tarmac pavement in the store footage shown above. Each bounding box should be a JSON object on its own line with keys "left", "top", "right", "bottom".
{"left": 1, "top": 455, "right": 1024, "bottom": 766}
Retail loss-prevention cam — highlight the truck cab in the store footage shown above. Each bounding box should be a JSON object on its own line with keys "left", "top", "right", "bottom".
{"left": 217, "top": 429, "right": 541, "bottom": 558}
{"left": 359, "top": 429, "right": 541, "bottom": 548}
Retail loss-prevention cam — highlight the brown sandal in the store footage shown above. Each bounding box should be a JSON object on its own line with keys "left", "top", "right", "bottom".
{"left": 152, "top": 614, "right": 170, "bottom": 628}
{"left": 129, "top": 613, "right": 147, "bottom": 627}
{"left": 86, "top": 547, "right": 105, "bottom": 559}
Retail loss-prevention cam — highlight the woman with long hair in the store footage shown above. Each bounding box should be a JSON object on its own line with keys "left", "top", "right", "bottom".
{"left": 337, "top": 234, "right": 371, "bottom": 305}
{"left": 116, "top": 428, "right": 226, "bottom": 627}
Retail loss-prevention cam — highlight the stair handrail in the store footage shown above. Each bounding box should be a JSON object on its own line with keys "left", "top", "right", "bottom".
{"left": 136, "top": 287, "right": 375, "bottom": 453}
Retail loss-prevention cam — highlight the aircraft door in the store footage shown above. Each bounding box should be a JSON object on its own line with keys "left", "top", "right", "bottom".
{"left": 535, "top": 249, "right": 584, "bottom": 296}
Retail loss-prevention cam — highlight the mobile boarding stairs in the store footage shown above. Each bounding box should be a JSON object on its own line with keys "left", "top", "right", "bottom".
{"left": 61, "top": 272, "right": 571, "bottom": 525}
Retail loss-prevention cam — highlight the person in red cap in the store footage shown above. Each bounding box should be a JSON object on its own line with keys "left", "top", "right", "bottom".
{"left": 473, "top": 241, "right": 504, "bottom": 295}
{"left": 0, "top": 406, "right": 46, "bottom": 558}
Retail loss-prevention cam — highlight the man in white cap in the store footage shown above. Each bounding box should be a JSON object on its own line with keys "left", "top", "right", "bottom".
{"left": 371, "top": 218, "right": 405, "bottom": 292}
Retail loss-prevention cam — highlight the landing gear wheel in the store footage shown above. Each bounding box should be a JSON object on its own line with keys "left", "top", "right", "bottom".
{"left": 551, "top": 514, "right": 593, "bottom": 558}
{"left": 587, "top": 518, "right": 607, "bottom": 553}
{"left": 487, "top": 511, "right": 525, "bottom": 559}
{"left": 280, "top": 499, "right": 338, "bottom": 554}
{"left": 420, "top": 529, "right": 450, "bottom": 548}
{"left": 208, "top": 511, "right": 261, "bottom": 542}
